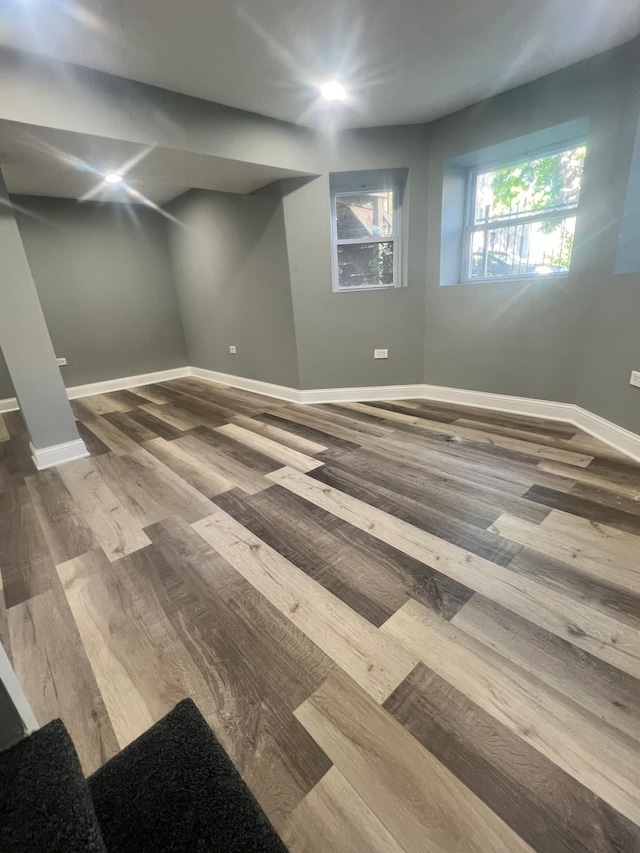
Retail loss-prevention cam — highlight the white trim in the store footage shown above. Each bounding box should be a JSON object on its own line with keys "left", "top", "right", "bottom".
{"left": 571, "top": 407, "right": 640, "bottom": 465}
{"left": 1, "top": 367, "right": 638, "bottom": 464}
{"left": 0, "top": 397, "right": 19, "bottom": 413}
{"left": 190, "top": 367, "right": 302, "bottom": 403}
{"left": 67, "top": 366, "right": 191, "bottom": 399}
{"left": 192, "top": 370, "right": 640, "bottom": 463}
{"left": 30, "top": 438, "right": 89, "bottom": 470}
{"left": 0, "top": 642, "right": 38, "bottom": 737}
{"left": 419, "top": 382, "right": 575, "bottom": 422}
{"left": 297, "top": 384, "right": 426, "bottom": 404}
{"left": 419, "top": 383, "right": 640, "bottom": 464}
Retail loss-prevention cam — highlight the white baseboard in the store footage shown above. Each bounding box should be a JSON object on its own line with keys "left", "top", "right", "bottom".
{"left": 0, "top": 396, "right": 19, "bottom": 414}
{"left": 298, "top": 383, "right": 426, "bottom": 404}
{"left": 571, "top": 407, "right": 640, "bottom": 464}
{"left": 419, "top": 383, "right": 575, "bottom": 422}
{"left": 30, "top": 438, "right": 89, "bottom": 470}
{"left": 67, "top": 366, "right": 191, "bottom": 399}
{"left": 2, "top": 366, "right": 638, "bottom": 465}
{"left": 189, "top": 367, "right": 302, "bottom": 403}
{"left": 191, "top": 370, "right": 640, "bottom": 464}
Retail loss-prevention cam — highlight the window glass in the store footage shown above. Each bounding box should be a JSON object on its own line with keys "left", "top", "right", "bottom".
{"left": 467, "top": 144, "right": 585, "bottom": 280}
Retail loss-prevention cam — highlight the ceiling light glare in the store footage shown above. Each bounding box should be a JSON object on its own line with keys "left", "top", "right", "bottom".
{"left": 104, "top": 173, "right": 123, "bottom": 184}
{"left": 320, "top": 81, "right": 347, "bottom": 101}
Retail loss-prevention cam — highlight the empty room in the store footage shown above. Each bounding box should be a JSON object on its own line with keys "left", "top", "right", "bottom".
{"left": 1, "top": 0, "right": 640, "bottom": 850}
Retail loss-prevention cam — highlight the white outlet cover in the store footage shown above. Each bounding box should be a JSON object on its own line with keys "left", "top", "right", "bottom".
{"left": 374, "top": 348, "right": 389, "bottom": 359}
{"left": 56, "top": 357, "right": 67, "bottom": 366}
{"left": 630, "top": 370, "right": 640, "bottom": 388}
{"left": 229, "top": 346, "right": 237, "bottom": 354}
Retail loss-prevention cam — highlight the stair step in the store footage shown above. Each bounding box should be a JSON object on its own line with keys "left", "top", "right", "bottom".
{"left": 0, "top": 719, "right": 106, "bottom": 852}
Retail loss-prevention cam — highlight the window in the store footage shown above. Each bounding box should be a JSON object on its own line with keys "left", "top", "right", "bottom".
{"left": 464, "top": 143, "right": 586, "bottom": 281}
{"left": 331, "top": 187, "right": 400, "bottom": 291}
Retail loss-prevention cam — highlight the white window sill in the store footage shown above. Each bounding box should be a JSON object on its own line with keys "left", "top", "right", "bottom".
{"left": 334, "top": 284, "right": 398, "bottom": 293}
{"left": 442, "top": 273, "right": 570, "bottom": 287}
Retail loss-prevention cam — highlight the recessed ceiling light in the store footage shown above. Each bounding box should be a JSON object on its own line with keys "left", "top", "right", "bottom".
{"left": 104, "top": 173, "right": 123, "bottom": 184}
{"left": 320, "top": 81, "right": 347, "bottom": 101}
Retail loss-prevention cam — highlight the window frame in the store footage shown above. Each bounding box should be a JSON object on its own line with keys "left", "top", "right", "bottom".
{"left": 331, "top": 185, "right": 401, "bottom": 293}
{"left": 460, "top": 139, "right": 585, "bottom": 284}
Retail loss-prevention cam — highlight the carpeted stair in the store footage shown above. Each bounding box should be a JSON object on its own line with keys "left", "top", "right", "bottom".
{"left": 0, "top": 698, "right": 288, "bottom": 852}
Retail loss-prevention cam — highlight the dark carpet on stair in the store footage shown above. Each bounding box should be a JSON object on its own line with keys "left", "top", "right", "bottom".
{"left": 88, "top": 698, "right": 288, "bottom": 852}
{"left": 0, "top": 719, "right": 107, "bottom": 852}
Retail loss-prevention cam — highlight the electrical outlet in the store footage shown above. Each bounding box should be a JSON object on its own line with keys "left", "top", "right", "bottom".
{"left": 229, "top": 345, "right": 237, "bottom": 354}
{"left": 374, "top": 348, "right": 389, "bottom": 359}
{"left": 56, "top": 357, "right": 67, "bottom": 366}
{"left": 630, "top": 370, "right": 640, "bottom": 388}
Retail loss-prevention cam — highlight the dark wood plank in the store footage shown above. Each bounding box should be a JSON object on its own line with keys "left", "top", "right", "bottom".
{"left": 104, "top": 389, "right": 148, "bottom": 410}
{"left": 364, "top": 400, "right": 459, "bottom": 424}
{"left": 523, "top": 484, "right": 640, "bottom": 535}
{"left": 213, "top": 487, "right": 409, "bottom": 626}
{"left": 125, "top": 408, "right": 185, "bottom": 441}
{"left": 570, "top": 482, "right": 640, "bottom": 518}
{"left": 454, "top": 595, "right": 640, "bottom": 741}
{"left": 384, "top": 662, "right": 640, "bottom": 853}
{"left": 215, "top": 482, "right": 475, "bottom": 622}
{"left": 138, "top": 522, "right": 332, "bottom": 829}
{"left": 9, "top": 584, "right": 119, "bottom": 774}
{"left": 25, "top": 469, "right": 99, "bottom": 564}
{"left": 0, "top": 412, "right": 34, "bottom": 479}
{"left": 76, "top": 420, "right": 111, "bottom": 456}
{"left": 190, "top": 425, "right": 280, "bottom": 474}
{"left": 69, "top": 398, "right": 100, "bottom": 423}
{"left": 102, "top": 410, "right": 158, "bottom": 444}
{"left": 509, "top": 547, "right": 640, "bottom": 629}
{"left": 255, "top": 412, "right": 361, "bottom": 452}
{"left": 0, "top": 484, "right": 58, "bottom": 607}
{"left": 320, "top": 445, "right": 550, "bottom": 527}
{"left": 310, "top": 463, "right": 523, "bottom": 567}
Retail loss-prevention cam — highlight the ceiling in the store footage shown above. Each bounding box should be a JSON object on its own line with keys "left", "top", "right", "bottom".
{"left": 0, "top": 0, "right": 639, "bottom": 129}
{"left": 0, "top": 121, "right": 311, "bottom": 203}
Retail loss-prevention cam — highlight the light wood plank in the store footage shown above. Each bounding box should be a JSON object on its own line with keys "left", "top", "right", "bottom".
{"left": 452, "top": 595, "right": 640, "bottom": 741}
{"left": 490, "top": 511, "right": 640, "bottom": 593}
{"left": 215, "top": 422, "right": 323, "bottom": 472}
{"left": 539, "top": 459, "right": 640, "bottom": 499}
{"left": 58, "top": 458, "right": 151, "bottom": 561}
{"left": 382, "top": 599, "right": 640, "bottom": 827}
{"left": 192, "top": 509, "right": 417, "bottom": 702}
{"left": 138, "top": 402, "right": 206, "bottom": 431}
{"left": 57, "top": 548, "right": 216, "bottom": 750}
{"left": 95, "top": 447, "right": 218, "bottom": 525}
{"left": 282, "top": 766, "right": 406, "bottom": 853}
{"left": 81, "top": 415, "right": 140, "bottom": 455}
{"left": 76, "top": 393, "right": 135, "bottom": 416}
{"left": 295, "top": 669, "right": 533, "bottom": 853}
{"left": 268, "top": 467, "right": 640, "bottom": 679}
{"left": 143, "top": 437, "right": 234, "bottom": 497}
{"left": 384, "top": 662, "right": 640, "bottom": 853}
{"left": 175, "top": 432, "right": 270, "bottom": 495}
{"left": 8, "top": 585, "right": 119, "bottom": 774}
{"left": 230, "top": 414, "right": 328, "bottom": 456}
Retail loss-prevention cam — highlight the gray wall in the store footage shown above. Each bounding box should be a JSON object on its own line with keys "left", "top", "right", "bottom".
{"left": 166, "top": 190, "right": 299, "bottom": 388}
{"left": 281, "top": 127, "right": 428, "bottom": 390}
{"left": 12, "top": 197, "right": 187, "bottom": 388}
{"left": 421, "top": 39, "right": 640, "bottom": 432}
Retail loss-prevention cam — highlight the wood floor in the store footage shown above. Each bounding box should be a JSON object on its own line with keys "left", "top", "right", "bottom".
{"left": 1, "top": 377, "right": 640, "bottom": 851}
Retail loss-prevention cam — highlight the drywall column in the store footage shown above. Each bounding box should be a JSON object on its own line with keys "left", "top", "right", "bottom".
{"left": 0, "top": 170, "right": 87, "bottom": 468}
